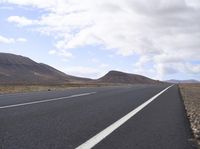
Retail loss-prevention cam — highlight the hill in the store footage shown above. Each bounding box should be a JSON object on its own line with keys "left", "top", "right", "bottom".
{"left": 96, "top": 70, "right": 161, "bottom": 84}
{"left": 0, "top": 53, "right": 90, "bottom": 85}
{"left": 0, "top": 53, "right": 164, "bottom": 85}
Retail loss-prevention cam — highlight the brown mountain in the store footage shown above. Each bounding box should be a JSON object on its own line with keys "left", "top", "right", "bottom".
{"left": 0, "top": 53, "right": 162, "bottom": 85}
{"left": 97, "top": 70, "right": 161, "bottom": 84}
{"left": 0, "top": 53, "right": 90, "bottom": 85}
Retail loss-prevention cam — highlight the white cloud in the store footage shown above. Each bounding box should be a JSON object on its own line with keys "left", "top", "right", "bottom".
{"left": 48, "top": 49, "right": 72, "bottom": 59}
{"left": 7, "top": 16, "right": 35, "bottom": 26}
{"left": 99, "top": 63, "right": 109, "bottom": 68}
{"left": 59, "top": 66, "right": 107, "bottom": 79}
{"left": 0, "top": 35, "right": 15, "bottom": 44}
{"left": 154, "top": 62, "right": 200, "bottom": 79}
{"left": 0, "top": 35, "right": 27, "bottom": 44}
{"left": 2, "top": 0, "right": 57, "bottom": 9}
{"left": 0, "top": 6, "right": 13, "bottom": 10}
{"left": 48, "top": 50, "right": 56, "bottom": 55}
{"left": 16, "top": 38, "right": 27, "bottom": 42}
{"left": 91, "top": 58, "right": 99, "bottom": 63}
{"left": 2, "top": 0, "right": 200, "bottom": 79}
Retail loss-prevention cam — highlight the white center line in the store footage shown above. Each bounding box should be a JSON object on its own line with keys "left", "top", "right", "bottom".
{"left": 0, "top": 92, "right": 96, "bottom": 109}
{"left": 76, "top": 85, "right": 174, "bottom": 149}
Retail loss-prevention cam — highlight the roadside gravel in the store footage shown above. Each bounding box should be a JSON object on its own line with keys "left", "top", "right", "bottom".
{"left": 179, "top": 84, "right": 200, "bottom": 147}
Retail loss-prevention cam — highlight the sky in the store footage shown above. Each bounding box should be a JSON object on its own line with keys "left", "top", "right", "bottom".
{"left": 0, "top": 0, "right": 200, "bottom": 80}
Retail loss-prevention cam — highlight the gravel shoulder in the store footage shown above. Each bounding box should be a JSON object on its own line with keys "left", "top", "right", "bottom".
{"left": 179, "top": 84, "right": 200, "bottom": 147}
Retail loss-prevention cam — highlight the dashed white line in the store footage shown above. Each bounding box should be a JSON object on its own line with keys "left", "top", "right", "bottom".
{"left": 76, "top": 85, "right": 173, "bottom": 149}
{"left": 0, "top": 92, "right": 96, "bottom": 109}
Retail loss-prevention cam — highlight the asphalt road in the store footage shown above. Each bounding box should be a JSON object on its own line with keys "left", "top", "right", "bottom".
{"left": 0, "top": 85, "right": 197, "bottom": 149}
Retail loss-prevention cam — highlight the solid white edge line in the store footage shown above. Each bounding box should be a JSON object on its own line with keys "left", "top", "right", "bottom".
{"left": 0, "top": 92, "right": 96, "bottom": 109}
{"left": 76, "top": 85, "right": 174, "bottom": 149}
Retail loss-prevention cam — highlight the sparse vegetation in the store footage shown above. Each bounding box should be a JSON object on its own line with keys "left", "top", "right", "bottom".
{"left": 0, "top": 85, "right": 67, "bottom": 94}
{"left": 179, "top": 84, "right": 200, "bottom": 147}
{"left": 0, "top": 83, "right": 123, "bottom": 94}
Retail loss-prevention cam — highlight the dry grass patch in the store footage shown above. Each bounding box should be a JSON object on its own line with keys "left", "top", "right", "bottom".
{"left": 0, "top": 83, "right": 121, "bottom": 94}
{"left": 0, "top": 85, "right": 68, "bottom": 94}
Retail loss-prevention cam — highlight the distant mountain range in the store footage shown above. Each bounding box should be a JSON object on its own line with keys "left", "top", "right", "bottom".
{"left": 0, "top": 53, "right": 164, "bottom": 85}
{"left": 165, "top": 79, "right": 200, "bottom": 84}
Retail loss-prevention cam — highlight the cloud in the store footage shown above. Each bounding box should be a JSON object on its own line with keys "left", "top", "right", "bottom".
{"left": 7, "top": 16, "right": 35, "bottom": 26}
{"left": 0, "top": 35, "right": 15, "bottom": 44}
{"left": 0, "top": 6, "right": 13, "bottom": 10}
{"left": 0, "top": 35, "right": 27, "bottom": 44}
{"left": 59, "top": 66, "right": 107, "bottom": 79}
{"left": 48, "top": 50, "right": 56, "bottom": 55}
{"left": 48, "top": 49, "right": 72, "bottom": 59}
{"left": 2, "top": 0, "right": 200, "bottom": 79}
{"left": 16, "top": 38, "right": 27, "bottom": 42}
{"left": 91, "top": 58, "right": 99, "bottom": 63}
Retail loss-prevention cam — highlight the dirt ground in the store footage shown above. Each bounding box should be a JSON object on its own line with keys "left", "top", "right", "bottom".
{"left": 0, "top": 84, "right": 96, "bottom": 94}
{"left": 179, "top": 84, "right": 200, "bottom": 146}
{"left": 0, "top": 83, "right": 124, "bottom": 94}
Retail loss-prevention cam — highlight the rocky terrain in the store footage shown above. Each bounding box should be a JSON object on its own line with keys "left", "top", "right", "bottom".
{"left": 179, "top": 84, "right": 200, "bottom": 147}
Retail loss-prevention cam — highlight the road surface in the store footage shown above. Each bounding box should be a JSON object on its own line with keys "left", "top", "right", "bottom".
{"left": 0, "top": 85, "right": 197, "bottom": 149}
